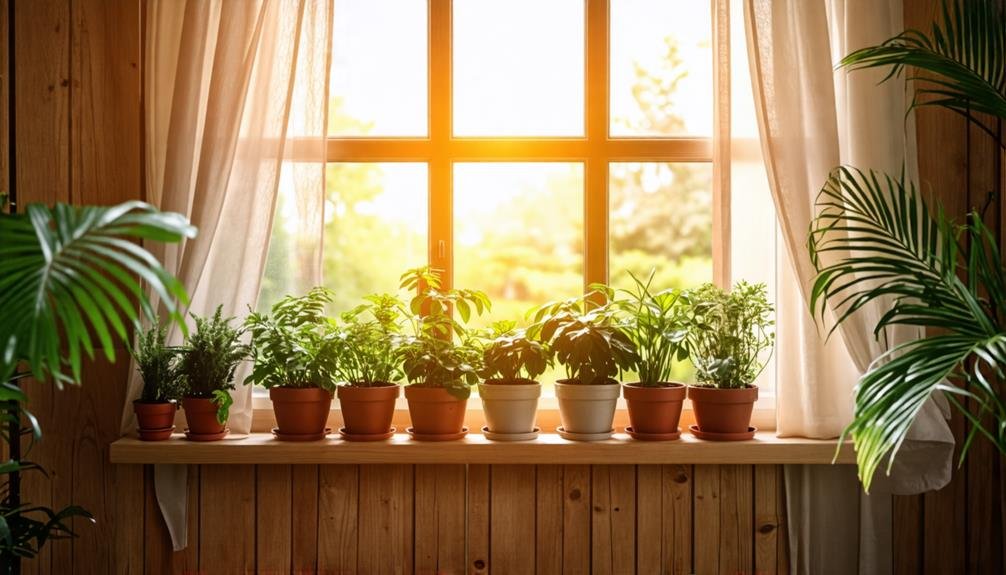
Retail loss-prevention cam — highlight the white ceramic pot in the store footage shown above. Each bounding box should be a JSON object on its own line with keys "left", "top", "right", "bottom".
{"left": 555, "top": 379, "right": 620, "bottom": 436}
{"left": 478, "top": 380, "right": 541, "bottom": 435}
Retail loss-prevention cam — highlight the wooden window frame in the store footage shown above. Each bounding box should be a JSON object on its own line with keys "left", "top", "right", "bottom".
{"left": 299, "top": 0, "right": 732, "bottom": 291}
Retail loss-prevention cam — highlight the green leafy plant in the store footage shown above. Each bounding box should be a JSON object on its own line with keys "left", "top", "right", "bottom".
{"left": 530, "top": 286, "right": 638, "bottom": 385}
{"left": 479, "top": 320, "right": 551, "bottom": 384}
{"left": 808, "top": 0, "right": 1006, "bottom": 490}
{"left": 684, "top": 282, "right": 774, "bottom": 389}
{"left": 0, "top": 201, "right": 194, "bottom": 564}
{"left": 245, "top": 287, "right": 340, "bottom": 391}
{"left": 334, "top": 293, "right": 404, "bottom": 386}
{"left": 133, "top": 320, "right": 184, "bottom": 403}
{"left": 179, "top": 306, "right": 246, "bottom": 424}
{"left": 613, "top": 270, "right": 690, "bottom": 386}
{"left": 396, "top": 267, "right": 490, "bottom": 398}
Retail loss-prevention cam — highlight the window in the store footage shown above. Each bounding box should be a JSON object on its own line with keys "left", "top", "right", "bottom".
{"left": 264, "top": 0, "right": 777, "bottom": 401}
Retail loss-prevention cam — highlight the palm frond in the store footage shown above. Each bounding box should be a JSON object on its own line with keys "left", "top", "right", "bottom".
{"left": 0, "top": 201, "right": 196, "bottom": 386}
{"left": 841, "top": 0, "right": 1006, "bottom": 145}
{"left": 809, "top": 167, "right": 1006, "bottom": 490}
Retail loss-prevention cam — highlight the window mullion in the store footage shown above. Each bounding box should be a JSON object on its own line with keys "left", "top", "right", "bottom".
{"left": 430, "top": 0, "right": 453, "bottom": 289}
{"left": 584, "top": 0, "right": 609, "bottom": 292}
{"left": 712, "top": 0, "right": 731, "bottom": 288}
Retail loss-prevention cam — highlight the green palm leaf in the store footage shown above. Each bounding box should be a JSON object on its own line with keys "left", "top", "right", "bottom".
{"left": 0, "top": 201, "right": 196, "bottom": 387}
{"left": 809, "top": 166, "right": 1006, "bottom": 490}
{"left": 841, "top": 0, "right": 1006, "bottom": 144}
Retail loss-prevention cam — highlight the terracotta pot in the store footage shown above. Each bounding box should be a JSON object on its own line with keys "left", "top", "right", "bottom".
{"left": 404, "top": 386, "right": 467, "bottom": 438}
{"left": 478, "top": 379, "right": 540, "bottom": 435}
{"left": 337, "top": 384, "right": 399, "bottom": 436}
{"left": 688, "top": 385, "right": 758, "bottom": 435}
{"left": 133, "top": 400, "right": 176, "bottom": 431}
{"left": 182, "top": 397, "right": 225, "bottom": 436}
{"left": 555, "top": 379, "right": 620, "bottom": 436}
{"left": 623, "top": 383, "right": 686, "bottom": 438}
{"left": 270, "top": 386, "right": 333, "bottom": 436}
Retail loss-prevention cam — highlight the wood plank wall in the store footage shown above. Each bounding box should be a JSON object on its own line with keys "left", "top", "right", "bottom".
{"left": 4, "top": 0, "right": 1002, "bottom": 573}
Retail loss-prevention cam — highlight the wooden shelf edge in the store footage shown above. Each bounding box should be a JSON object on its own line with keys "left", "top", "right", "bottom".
{"left": 110, "top": 432, "right": 855, "bottom": 465}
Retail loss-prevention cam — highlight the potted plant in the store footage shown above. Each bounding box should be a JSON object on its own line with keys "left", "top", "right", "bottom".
{"left": 246, "top": 287, "right": 340, "bottom": 441}
{"left": 614, "top": 271, "right": 690, "bottom": 440}
{"left": 131, "top": 320, "right": 185, "bottom": 441}
{"left": 333, "top": 293, "right": 403, "bottom": 441}
{"left": 178, "top": 306, "right": 246, "bottom": 441}
{"left": 531, "top": 287, "right": 638, "bottom": 441}
{"left": 684, "top": 281, "right": 774, "bottom": 441}
{"left": 477, "top": 320, "right": 550, "bottom": 441}
{"left": 397, "top": 267, "right": 490, "bottom": 441}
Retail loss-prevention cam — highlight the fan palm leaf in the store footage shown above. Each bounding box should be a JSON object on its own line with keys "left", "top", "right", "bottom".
{"left": 809, "top": 166, "right": 1006, "bottom": 490}
{"left": 841, "top": 0, "right": 1006, "bottom": 144}
{"left": 0, "top": 201, "right": 196, "bottom": 389}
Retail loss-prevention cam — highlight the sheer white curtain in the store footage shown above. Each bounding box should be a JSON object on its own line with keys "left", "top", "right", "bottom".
{"left": 744, "top": 0, "right": 955, "bottom": 572}
{"left": 119, "top": 0, "right": 331, "bottom": 550}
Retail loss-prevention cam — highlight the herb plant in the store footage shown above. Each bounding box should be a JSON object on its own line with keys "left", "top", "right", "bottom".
{"left": 614, "top": 270, "right": 690, "bottom": 386}
{"left": 479, "top": 320, "right": 550, "bottom": 384}
{"left": 334, "top": 293, "right": 404, "bottom": 386}
{"left": 245, "top": 287, "right": 340, "bottom": 390}
{"left": 684, "top": 282, "right": 774, "bottom": 389}
{"left": 179, "top": 306, "right": 247, "bottom": 423}
{"left": 133, "top": 320, "right": 185, "bottom": 403}
{"left": 530, "top": 286, "right": 638, "bottom": 385}
{"left": 395, "top": 267, "right": 490, "bottom": 398}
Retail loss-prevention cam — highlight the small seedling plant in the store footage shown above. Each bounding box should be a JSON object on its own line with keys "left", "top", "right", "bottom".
{"left": 133, "top": 320, "right": 185, "bottom": 402}
{"left": 613, "top": 270, "right": 690, "bottom": 386}
{"left": 530, "top": 286, "right": 638, "bottom": 385}
{"left": 395, "top": 267, "right": 491, "bottom": 398}
{"left": 179, "top": 306, "right": 247, "bottom": 423}
{"left": 334, "top": 293, "right": 404, "bottom": 386}
{"left": 684, "top": 281, "right": 774, "bottom": 389}
{"left": 479, "top": 320, "right": 551, "bottom": 384}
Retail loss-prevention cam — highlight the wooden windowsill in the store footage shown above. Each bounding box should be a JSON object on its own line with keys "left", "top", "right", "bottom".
{"left": 110, "top": 432, "right": 853, "bottom": 465}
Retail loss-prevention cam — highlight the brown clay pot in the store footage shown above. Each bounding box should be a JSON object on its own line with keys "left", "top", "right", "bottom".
{"left": 337, "top": 384, "right": 400, "bottom": 436}
{"left": 182, "top": 397, "right": 226, "bottom": 436}
{"left": 623, "top": 383, "right": 686, "bottom": 439}
{"left": 404, "top": 386, "right": 467, "bottom": 439}
{"left": 133, "top": 400, "right": 176, "bottom": 431}
{"left": 270, "top": 386, "right": 333, "bottom": 436}
{"left": 688, "top": 385, "right": 758, "bottom": 435}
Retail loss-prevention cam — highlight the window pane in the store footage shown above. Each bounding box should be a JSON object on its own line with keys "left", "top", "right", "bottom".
{"left": 330, "top": 0, "right": 427, "bottom": 136}
{"left": 259, "top": 163, "right": 427, "bottom": 315}
{"left": 453, "top": 0, "right": 584, "bottom": 137}
{"left": 609, "top": 162, "right": 712, "bottom": 291}
{"left": 609, "top": 0, "right": 712, "bottom": 137}
{"left": 609, "top": 162, "right": 712, "bottom": 384}
{"left": 454, "top": 163, "right": 584, "bottom": 325}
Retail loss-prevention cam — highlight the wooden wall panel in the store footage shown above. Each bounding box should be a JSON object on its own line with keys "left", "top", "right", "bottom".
{"left": 358, "top": 464, "right": 413, "bottom": 575}
{"left": 256, "top": 465, "right": 293, "bottom": 574}
{"left": 491, "top": 465, "right": 536, "bottom": 575}
{"left": 318, "top": 464, "right": 359, "bottom": 574}
{"left": 199, "top": 465, "right": 256, "bottom": 574}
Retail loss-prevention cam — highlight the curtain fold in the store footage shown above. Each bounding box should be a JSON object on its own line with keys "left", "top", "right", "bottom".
{"left": 120, "top": 0, "right": 331, "bottom": 550}
{"left": 744, "top": 0, "right": 954, "bottom": 572}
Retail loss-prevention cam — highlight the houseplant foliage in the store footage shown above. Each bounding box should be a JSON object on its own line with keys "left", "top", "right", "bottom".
{"left": 685, "top": 282, "right": 774, "bottom": 440}
{"left": 333, "top": 293, "right": 404, "bottom": 440}
{"left": 0, "top": 200, "right": 194, "bottom": 564}
{"left": 397, "top": 267, "right": 489, "bottom": 440}
{"left": 614, "top": 270, "right": 691, "bottom": 439}
{"left": 477, "top": 320, "right": 551, "bottom": 439}
{"left": 132, "top": 320, "right": 185, "bottom": 440}
{"left": 531, "top": 286, "right": 638, "bottom": 440}
{"left": 245, "top": 287, "right": 339, "bottom": 439}
{"left": 178, "top": 306, "right": 246, "bottom": 439}
{"left": 808, "top": 0, "right": 1006, "bottom": 489}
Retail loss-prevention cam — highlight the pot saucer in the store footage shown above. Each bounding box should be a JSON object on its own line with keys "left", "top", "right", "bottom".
{"left": 138, "top": 425, "right": 175, "bottom": 441}
{"left": 407, "top": 426, "right": 468, "bottom": 441}
{"left": 624, "top": 426, "right": 681, "bottom": 441}
{"left": 689, "top": 424, "right": 756, "bottom": 441}
{"left": 482, "top": 426, "right": 540, "bottom": 441}
{"left": 556, "top": 426, "right": 613, "bottom": 441}
{"left": 339, "top": 427, "right": 396, "bottom": 442}
{"left": 184, "top": 428, "right": 229, "bottom": 442}
{"left": 272, "top": 427, "right": 331, "bottom": 442}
